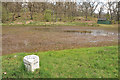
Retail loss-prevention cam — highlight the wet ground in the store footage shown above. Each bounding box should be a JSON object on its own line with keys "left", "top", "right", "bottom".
{"left": 2, "top": 26, "right": 118, "bottom": 55}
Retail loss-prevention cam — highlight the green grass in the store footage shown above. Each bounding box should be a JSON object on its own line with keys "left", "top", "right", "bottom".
{"left": 2, "top": 21, "right": 100, "bottom": 27}
{"left": 2, "top": 46, "right": 118, "bottom": 78}
{"left": 98, "top": 24, "right": 118, "bottom": 28}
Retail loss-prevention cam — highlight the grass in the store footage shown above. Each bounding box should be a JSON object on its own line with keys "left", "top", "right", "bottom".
{"left": 2, "top": 20, "right": 118, "bottom": 28}
{"left": 98, "top": 24, "right": 118, "bottom": 28}
{"left": 2, "top": 46, "right": 118, "bottom": 78}
{"left": 2, "top": 21, "right": 100, "bottom": 27}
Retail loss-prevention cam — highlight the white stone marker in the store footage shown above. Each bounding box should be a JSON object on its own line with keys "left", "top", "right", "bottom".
{"left": 23, "top": 55, "right": 39, "bottom": 72}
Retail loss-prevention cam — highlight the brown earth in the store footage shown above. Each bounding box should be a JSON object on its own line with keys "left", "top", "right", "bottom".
{"left": 2, "top": 26, "right": 118, "bottom": 55}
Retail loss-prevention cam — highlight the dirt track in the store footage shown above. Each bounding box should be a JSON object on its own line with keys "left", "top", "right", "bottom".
{"left": 2, "top": 26, "right": 118, "bottom": 55}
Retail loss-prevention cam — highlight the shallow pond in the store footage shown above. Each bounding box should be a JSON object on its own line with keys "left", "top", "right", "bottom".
{"left": 2, "top": 26, "right": 118, "bottom": 54}
{"left": 34, "top": 27, "right": 118, "bottom": 36}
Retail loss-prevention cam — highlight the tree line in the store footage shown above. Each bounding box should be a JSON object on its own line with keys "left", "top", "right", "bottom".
{"left": 2, "top": 1, "right": 119, "bottom": 23}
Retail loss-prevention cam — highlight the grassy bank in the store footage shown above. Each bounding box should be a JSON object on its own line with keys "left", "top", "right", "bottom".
{"left": 2, "top": 22, "right": 118, "bottom": 28}
{"left": 2, "top": 46, "right": 118, "bottom": 78}
{"left": 2, "top": 21, "right": 99, "bottom": 27}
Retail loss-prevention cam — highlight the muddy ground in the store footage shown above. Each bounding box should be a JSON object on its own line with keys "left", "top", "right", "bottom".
{"left": 2, "top": 26, "right": 118, "bottom": 55}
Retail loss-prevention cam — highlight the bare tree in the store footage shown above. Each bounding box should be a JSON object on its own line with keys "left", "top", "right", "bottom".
{"left": 28, "top": 2, "right": 35, "bottom": 20}
{"left": 2, "top": 1, "right": 119, "bottom": 23}
{"left": 89, "top": 2, "right": 100, "bottom": 16}
{"left": 111, "top": 2, "right": 118, "bottom": 21}
{"left": 97, "top": 2, "right": 104, "bottom": 18}
{"left": 104, "top": 1, "right": 118, "bottom": 22}
{"left": 7, "top": 2, "right": 18, "bottom": 21}
{"left": 82, "top": 2, "right": 91, "bottom": 20}
{"left": 104, "top": 1, "right": 114, "bottom": 21}
{"left": 15, "top": 2, "right": 22, "bottom": 18}
{"left": 78, "top": 2, "right": 84, "bottom": 16}
{"left": 2, "top": 2, "right": 9, "bottom": 21}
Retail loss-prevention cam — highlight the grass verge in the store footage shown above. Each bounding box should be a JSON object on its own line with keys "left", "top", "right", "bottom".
{"left": 2, "top": 46, "right": 118, "bottom": 78}
{"left": 2, "top": 21, "right": 99, "bottom": 27}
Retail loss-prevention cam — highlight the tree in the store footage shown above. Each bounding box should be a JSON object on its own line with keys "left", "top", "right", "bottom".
{"left": 1, "top": 5, "right": 8, "bottom": 23}
{"left": 4, "top": 2, "right": 22, "bottom": 21}
{"left": 15, "top": 2, "right": 22, "bottom": 18}
{"left": 2, "top": 2, "right": 9, "bottom": 21}
{"left": 103, "top": 1, "right": 118, "bottom": 22}
{"left": 8, "top": 3, "right": 18, "bottom": 21}
{"left": 82, "top": 2, "right": 91, "bottom": 20}
{"left": 28, "top": 2, "right": 35, "bottom": 20}
{"left": 97, "top": 2, "right": 104, "bottom": 18}
{"left": 89, "top": 2, "right": 100, "bottom": 16}
{"left": 111, "top": 2, "right": 118, "bottom": 21}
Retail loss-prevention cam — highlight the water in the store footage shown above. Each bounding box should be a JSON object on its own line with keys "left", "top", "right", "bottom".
{"left": 89, "top": 30, "right": 115, "bottom": 36}
{"left": 65, "top": 29, "right": 116, "bottom": 36}
{"left": 34, "top": 27, "right": 117, "bottom": 36}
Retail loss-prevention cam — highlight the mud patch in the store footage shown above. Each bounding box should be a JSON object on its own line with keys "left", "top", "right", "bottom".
{"left": 2, "top": 26, "right": 118, "bottom": 55}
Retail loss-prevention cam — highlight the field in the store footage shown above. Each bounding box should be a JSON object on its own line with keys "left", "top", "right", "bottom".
{"left": 2, "top": 46, "right": 118, "bottom": 78}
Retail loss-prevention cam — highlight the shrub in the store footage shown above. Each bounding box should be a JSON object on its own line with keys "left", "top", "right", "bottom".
{"left": 118, "top": 20, "right": 120, "bottom": 24}
{"left": 44, "top": 9, "right": 52, "bottom": 22}
{"left": 111, "top": 20, "right": 116, "bottom": 24}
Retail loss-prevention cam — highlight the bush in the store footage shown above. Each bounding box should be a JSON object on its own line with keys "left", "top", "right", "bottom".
{"left": 111, "top": 20, "right": 116, "bottom": 24}
{"left": 118, "top": 20, "right": 120, "bottom": 24}
{"left": 44, "top": 9, "right": 52, "bottom": 22}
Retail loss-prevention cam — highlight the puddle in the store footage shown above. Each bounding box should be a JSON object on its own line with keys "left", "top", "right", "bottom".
{"left": 90, "top": 30, "right": 108, "bottom": 36}
{"left": 64, "top": 29, "right": 116, "bottom": 36}
{"left": 34, "top": 27, "right": 117, "bottom": 36}
{"left": 89, "top": 39, "right": 114, "bottom": 43}
{"left": 64, "top": 30, "right": 92, "bottom": 33}
{"left": 89, "top": 41, "right": 97, "bottom": 43}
